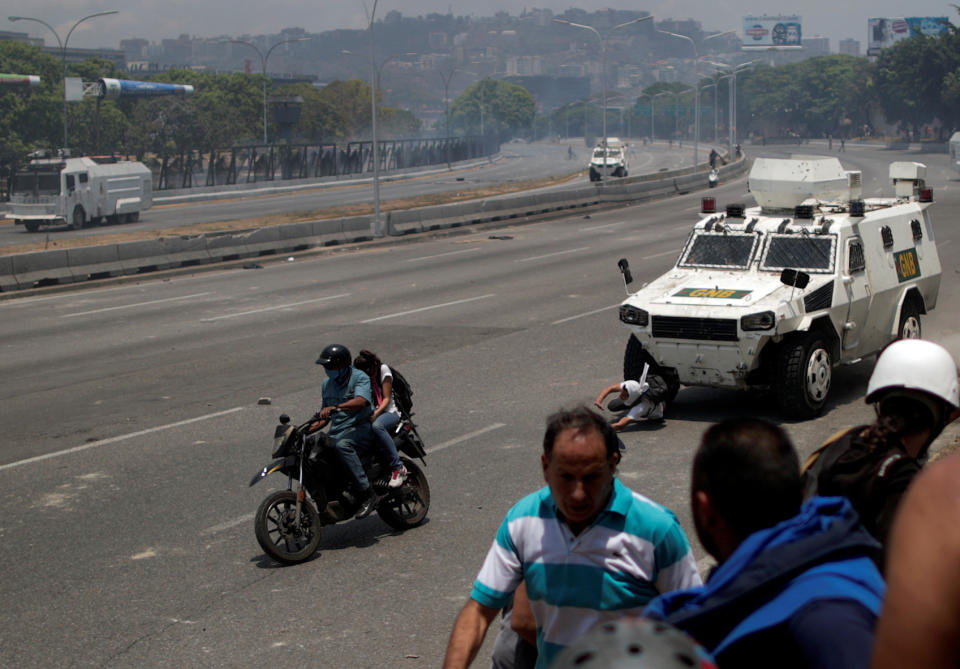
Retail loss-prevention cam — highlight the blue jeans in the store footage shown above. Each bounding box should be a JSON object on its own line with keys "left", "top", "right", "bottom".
{"left": 371, "top": 412, "right": 402, "bottom": 470}
{"left": 330, "top": 428, "right": 373, "bottom": 492}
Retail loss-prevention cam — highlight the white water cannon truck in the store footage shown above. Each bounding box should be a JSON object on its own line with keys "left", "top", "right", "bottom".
{"left": 616, "top": 157, "right": 941, "bottom": 418}
{"left": 9, "top": 155, "right": 153, "bottom": 232}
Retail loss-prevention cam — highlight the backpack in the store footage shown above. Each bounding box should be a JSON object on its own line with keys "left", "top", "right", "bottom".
{"left": 644, "top": 373, "right": 670, "bottom": 404}
{"left": 389, "top": 366, "right": 414, "bottom": 416}
{"left": 802, "top": 426, "right": 915, "bottom": 544}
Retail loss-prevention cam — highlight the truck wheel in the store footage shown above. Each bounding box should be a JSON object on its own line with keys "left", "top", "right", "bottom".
{"left": 24, "top": 221, "right": 39, "bottom": 232}
{"left": 71, "top": 206, "right": 86, "bottom": 230}
{"left": 776, "top": 333, "right": 832, "bottom": 419}
{"left": 897, "top": 299, "right": 922, "bottom": 339}
{"left": 126, "top": 212, "right": 140, "bottom": 223}
{"left": 623, "top": 335, "right": 680, "bottom": 405}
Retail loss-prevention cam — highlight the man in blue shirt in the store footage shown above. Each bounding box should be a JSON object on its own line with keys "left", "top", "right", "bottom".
{"left": 310, "top": 343, "right": 379, "bottom": 519}
{"left": 442, "top": 406, "right": 700, "bottom": 669}
{"left": 644, "top": 418, "right": 885, "bottom": 669}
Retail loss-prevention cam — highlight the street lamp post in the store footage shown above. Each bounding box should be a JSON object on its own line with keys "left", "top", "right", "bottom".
{"left": 554, "top": 15, "right": 652, "bottom": 183}
{"left": 436, "top": 65, "right": 459, "bottom": 170}
{"left": 646, "top": 91, "right": 670, "bottom": 143}
{"left": 703, "top": 59, "right": 754, "bottom": 156}
{"left": 365, "top": 0, "right": 383, "bottom": 236}
{"left": 656, "top": 29, "right": 735, "bottom": 173}
{"left": 225, "top": 36, "right": 311, "bottom": 145}
{"left": 9, "top": 10, "right": 118, "bottom": 151}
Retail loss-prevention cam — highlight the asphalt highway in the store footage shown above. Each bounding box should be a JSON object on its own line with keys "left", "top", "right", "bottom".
{"left": 0, "top": 139, "right": 693, "bottom": 243}
{"left": 0, "top": 142, "right": 957, "bottom": 667}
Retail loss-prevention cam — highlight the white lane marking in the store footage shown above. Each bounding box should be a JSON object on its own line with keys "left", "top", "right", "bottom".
{"left": 62, "top": 292, "right": 212, "bottom": 318}
{"left": 641, "top": 248, "right": 681, "bottom": 260}
{"left": 582, "top": 222, "right": 623, "bottom": 231}
{"left": 552, "top": 304, "right": 619, "bottom": 325}
{"left": 201, "top": 512, "right": 255, "bottom": 536}
{"left": 0, "top": 407, "right": 244, "bottom": 473}
{"left": 517, "top": 247, "right": 590, "bottom": 263}
{"left": 201, "top": 293, "right": 350, "bottom": 321}
{"left": 361, "top": 294, "right": 495, "bottom": 323}
{"left": 405, "top": 248, "right": 481, "bottom": 262}
{"left": 203, "top": 422, "right": 507, "bottom": 537}
{"left": 426, "top": 423, "right": 507, "bottom": 454}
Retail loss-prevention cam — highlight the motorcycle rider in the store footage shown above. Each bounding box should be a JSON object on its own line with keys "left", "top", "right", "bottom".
{"left": 310, "top": 343, "right": 380, "bottom": 519}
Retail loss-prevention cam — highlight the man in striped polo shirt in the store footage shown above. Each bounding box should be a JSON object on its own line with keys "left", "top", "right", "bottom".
{"left": 442, "top": 406, "right": 701, "bottom": 669}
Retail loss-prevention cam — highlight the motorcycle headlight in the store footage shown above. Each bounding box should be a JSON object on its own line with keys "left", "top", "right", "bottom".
{"left": 740, "top": 310, "right": 776, "bottom": 331}
{"left": 619, "top": 304, "right": 649, "bottom": 327}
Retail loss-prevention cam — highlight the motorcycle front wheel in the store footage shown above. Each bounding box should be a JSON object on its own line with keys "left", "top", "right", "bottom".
{"left": 377, "top": 459, "right": 430, "bottom": 530}
{"left": 254, "top": 490, "right": 322, "bottom": 564}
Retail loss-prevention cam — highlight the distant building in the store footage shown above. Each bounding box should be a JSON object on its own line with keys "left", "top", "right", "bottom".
{"left": 0, "top": 30, "right": 43, "bottom": 48}
{"left": 802, "top": 36, "right": 830, "bottom": 56}
{"left": 838, "top": 38, "right": 860, "bottom": 56}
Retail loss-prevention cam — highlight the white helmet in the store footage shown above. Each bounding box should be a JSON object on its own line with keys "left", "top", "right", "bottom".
{"left": 551, "top": 618, "right": 717, "bottom": 669}
{"left": 866, "top": 339, "right": 959, "bottom": 409}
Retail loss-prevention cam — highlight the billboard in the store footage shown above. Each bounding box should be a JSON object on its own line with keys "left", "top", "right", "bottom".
{"left": 742, "top": 15, "right": 803, "bottom": 47}
{"left": 97, "top": 78, "right": 195, "bottom": 99}
{"left": 867, "top": 17, "right": 950, "bottom": 56}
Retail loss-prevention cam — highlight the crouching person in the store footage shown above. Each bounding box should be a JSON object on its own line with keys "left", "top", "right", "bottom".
{"left": 645, "top": 418, "right": 884, "bottom": 669}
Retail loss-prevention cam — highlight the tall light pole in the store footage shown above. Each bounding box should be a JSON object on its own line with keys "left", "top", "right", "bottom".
{"left": 699, "top": 81, "right": 717, "bottom": 145}
{"left": 363, "top": 0, "right": 384, "bottom": 237}
{"left": 224, "top": 36, "right": 311, "bottom": 145}
{"left": 436, "top": 64, "right": 459, "bottom": 170}
{"left": 644, "top": 91, "right": 670, "bottom": 142}
{"left": 703, "top": 59, "right": 754, "bottom": 156}
{"left": 656, "top": 29, "right": 735, "bottom": 173}
{"left": 10, "top": 11, "right": 118, "bottom": 151}
{"left": 554, "top": 15, "right": 652, "bottom": 183}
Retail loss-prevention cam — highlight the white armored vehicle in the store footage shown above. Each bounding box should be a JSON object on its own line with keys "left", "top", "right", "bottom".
{"left": 589, "top": 137, "right": 629, "bottom": 181}
{"left": 616, "top": 157, "right": 941, "bottom": 418}
{"left": 9, "top": 155, "right": 153, "bottom": 232}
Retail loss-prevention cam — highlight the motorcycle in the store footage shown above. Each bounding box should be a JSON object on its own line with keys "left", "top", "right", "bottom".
{"left": 249, "top": 409, "right": 430, "bottom": 564}
{"left": 708, "top": 169, "right": 719, "bottom": 188}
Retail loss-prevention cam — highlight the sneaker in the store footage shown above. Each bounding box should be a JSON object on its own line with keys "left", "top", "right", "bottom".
{"left": 389, "top": 466, "right": 409, "bottom": 489}
{"left": 354, "top": 489, "right": 380, "bottom": 519}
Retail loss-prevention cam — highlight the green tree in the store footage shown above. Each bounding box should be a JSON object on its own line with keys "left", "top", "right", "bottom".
{"left": 451, "top": 78, "right": 535, "bottom": 140}
{"left": 872, "top": 36, "right": 949, "bottom": 136}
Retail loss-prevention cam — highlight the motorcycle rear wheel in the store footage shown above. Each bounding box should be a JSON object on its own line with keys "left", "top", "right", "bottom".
{"left": 377, "top": 459, "right": 430, "bottom": 530}
{"left": 254, "top": 490, "right": 322, "bottom": 564}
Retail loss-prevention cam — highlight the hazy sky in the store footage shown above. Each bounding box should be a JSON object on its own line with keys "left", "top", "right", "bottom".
{"left": 7, "top": 1, "right": 957, "bottom": 51}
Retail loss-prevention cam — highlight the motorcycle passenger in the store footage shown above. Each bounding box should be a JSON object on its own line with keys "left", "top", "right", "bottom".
{"left": 353, "top": 349, "right": 408, "bottom": 489}
{"left": 311, "top": 343, "right": 380, "bottom": 519}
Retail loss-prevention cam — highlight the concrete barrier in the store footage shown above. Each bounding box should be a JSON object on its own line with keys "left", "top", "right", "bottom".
{"left": 161, "top": 235, "right": 213, "bottom": 267}
{"left": 117, "top": 240, "right": 172, "bottom": 273}
{"left": 309, "top": 219, "right": 345, "bottom": 246}
{"left": 387, "top": 209, "right": 423, "bottom": 235}
{"left": 205, "top": 232, "right": 250, "bottom": 261}
{"left": 0, "top": 255, "right": 17, "bottom": 291}
{"left": 239, "top": 226, "right": 282, "bottom": 257}
{"left": 10, "top": 250, "right": 72, "bottom": 287}
{"left": 340, "top": 216, "right": 373, "bottom": 243}
{"left": 66, "top": 245, "right": 125, "bottom": 280}
{"left": 278, "top": 221, "right": 318, "bottom": 252}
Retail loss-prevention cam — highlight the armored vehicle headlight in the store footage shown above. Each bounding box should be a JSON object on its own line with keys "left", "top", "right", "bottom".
{"left": 619, "top": 305, "right": 649, "bottom": 327}
{"left": 741, "top": 310, "right": 776, "bottom": 331}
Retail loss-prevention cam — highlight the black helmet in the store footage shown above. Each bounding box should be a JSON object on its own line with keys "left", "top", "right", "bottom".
{"left": 315, "top": 344, "right": 352, "bottom": 369}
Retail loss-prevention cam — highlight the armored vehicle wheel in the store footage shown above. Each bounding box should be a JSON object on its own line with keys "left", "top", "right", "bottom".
{"left": 24, "top": 221, "right": 39, "bottom": 232}
{"left": 897, "top": 299, "right": 922, "bottom": 339}
{"left": 71, "top": 206, "right": 86, "bottom": 230}
{"left": 623, "top": 335, "right": 680, "bottom": 405}
{"left": 777, "top": 333, "right": 831, "bottom": 419}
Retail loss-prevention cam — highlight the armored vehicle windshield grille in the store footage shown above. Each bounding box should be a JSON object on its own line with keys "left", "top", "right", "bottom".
{"left": 761, "top": 234, "right": 836, "bottom": 273}
{"left": 680, "top": 232, "right": 757, "bottom": 269}
{"left": 803, "top": 281, "right": 834, "bottom": 312}
{"left": 651, "top": 316, "right": 738, "bottom": 341}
